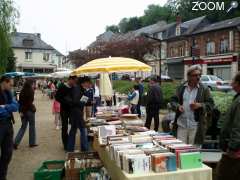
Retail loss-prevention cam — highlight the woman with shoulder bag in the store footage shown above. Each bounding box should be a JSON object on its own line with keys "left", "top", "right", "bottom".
{"left": 14, "top": 79, "right": 38, "bottom": 149}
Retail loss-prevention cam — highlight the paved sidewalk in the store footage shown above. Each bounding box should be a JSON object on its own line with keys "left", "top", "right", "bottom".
{"left": 8, "top": 91, "right": 66, "bottom": 180}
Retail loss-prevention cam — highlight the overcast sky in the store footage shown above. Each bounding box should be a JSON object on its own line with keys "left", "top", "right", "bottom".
{"left": 15, "top": 0, "right": 167, "bottom": 55}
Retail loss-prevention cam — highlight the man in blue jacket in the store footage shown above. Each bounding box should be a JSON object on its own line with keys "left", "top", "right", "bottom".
{"left": 0, "top": 76, "right": 19, "bottom": 180}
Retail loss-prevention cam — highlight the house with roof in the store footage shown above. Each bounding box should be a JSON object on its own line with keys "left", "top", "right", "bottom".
{"left": 11, "top": 32, "right": 65, "bottom": 73}
{"left": 160, "top": 16, "right": 210, "bottom": 79}
{"left": 186, "top": 16, "right": 240, "bottom": 80}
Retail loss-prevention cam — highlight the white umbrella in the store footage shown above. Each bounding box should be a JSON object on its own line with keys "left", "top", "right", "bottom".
{"left": 49, "top": 71, "right": 72, "bottom": 78}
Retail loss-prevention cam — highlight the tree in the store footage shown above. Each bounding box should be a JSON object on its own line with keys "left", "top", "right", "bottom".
{"left": 106, "top": 25, "right": 120, "bottom": 33}
{"left": 118, "top": 18, "right": 129, "bottom": 33}
{"left": 0, "top": 0, "right": 18, "bottom": 74}
{"left": 166, "top": 0, "right": 240, "bottom": 22}
{"left": 141, "top": 5, "right": 175, "bottom": 26}
{"left": 69, "top": 37, "right": 155, "bottom": 67}
{"left": 6, "top": 48, "right": 16, "bottom": 72}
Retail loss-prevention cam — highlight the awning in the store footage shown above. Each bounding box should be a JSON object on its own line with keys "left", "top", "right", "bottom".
{"left": 166, "top": 58, "right": 184, "bottom": 64}
{"left": 16, "top": 63, "right": 56, "bottom": 69}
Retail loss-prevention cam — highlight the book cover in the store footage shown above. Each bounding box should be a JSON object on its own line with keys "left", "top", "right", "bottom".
{"left": 151, "top": 153, "right": 177, "bottom": 172}
{"left": 180, "top": 152, "right": 202, "bottom": 169}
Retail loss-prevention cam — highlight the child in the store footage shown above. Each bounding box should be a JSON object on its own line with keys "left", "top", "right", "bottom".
{"left": 127, "top": 85, "right": 139, "bottom": 114}
{"left": 52, "top": 98, "right": 61, "bottom": 130}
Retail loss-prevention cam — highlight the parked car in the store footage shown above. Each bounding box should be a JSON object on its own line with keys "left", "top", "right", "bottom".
{"left": 143, "top": 75, "right": 173, "bottom": 82}
{"left": 200, "top": 75, "right": 232, "bottom": 92}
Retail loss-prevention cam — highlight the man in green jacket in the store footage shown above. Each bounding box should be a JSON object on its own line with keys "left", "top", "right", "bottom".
{"left": 217, "top": 72, "right": 240, "bottom": 180}
{"left": 171, "top": 65, "right": 214, "bottom": 145}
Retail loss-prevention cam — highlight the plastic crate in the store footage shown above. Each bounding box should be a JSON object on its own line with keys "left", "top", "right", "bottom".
{"left": 34, "top": 160, "right": 65, "bottom": 180}
{"left": 79, "top": 168, "right": 102, "bottom": 180}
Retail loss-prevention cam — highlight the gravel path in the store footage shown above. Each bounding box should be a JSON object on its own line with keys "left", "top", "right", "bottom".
{"left": 8, "top": 91, "right": 66, "bottom": 180}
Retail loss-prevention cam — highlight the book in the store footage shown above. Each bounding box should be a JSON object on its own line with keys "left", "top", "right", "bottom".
{"left": 175, "top": 149, "right": 199, "bottom": 167}
{"left": 179, "top": 152, "right": 202, "bottom": 169}
{"left": 123, "top": 154, "right": 150, "bottom": 174}
{"left": 151, "top": 153, "right": 177, "bottom": 172}
{"left": 116, "top": 149, "right": 144, "bottom": 169}
{"left": 98, "top": 125, "right": 116, "bottom": 138}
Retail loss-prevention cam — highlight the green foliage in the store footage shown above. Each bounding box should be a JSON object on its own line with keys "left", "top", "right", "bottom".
{"left": 166, "top": 0, "right": 240, "bottom": 22}
{"left": 113, "top": 80, "right": 179, "bottom": 107}
{"left": 106, "top": 25, "right": 120, "bottom": 33}
{"left": 107, "top": 4, "right": 174, "bottom": 34}
{"left": 118, "top": 17, "right": 142, "bottom": 33}
{"left": 6, "top": 47, "right": 16, "bottom": 72}
{"left": 106, "top": 0, "right": 240, "bottom": 34}
{"left": 141, "top": 5, "right": 175, "bottom": 26}
{"left": 113, "top": 80, "right": 134, "bottom": 94}
{"left": 211, "top": 91, "right": 234, "bottom": 114}
{"left": 0, "top": 0, "right": 18, "bottom": 74}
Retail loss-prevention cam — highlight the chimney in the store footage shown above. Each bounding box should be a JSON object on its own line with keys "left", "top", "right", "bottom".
{"left": 176, "top": 15, "right": 182, "bottom": 25}
{"left": 36, "top": 33, "right": 41, "bottom": 39}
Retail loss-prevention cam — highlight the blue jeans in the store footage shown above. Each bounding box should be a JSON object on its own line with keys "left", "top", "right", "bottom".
{"left": 93, "top": 97, "right": 101, "bottom": 116}
{"left": 14, "top": 111, "right": 36, "bottom": 146}
{"left": 67, "top": 126, "right": 89, "bottom": 152}
{"left": 130, "top": 104, "right": 137, "bottom": 114}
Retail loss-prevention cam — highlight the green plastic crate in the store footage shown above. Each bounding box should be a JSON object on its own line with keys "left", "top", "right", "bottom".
{"left": 34, "top": 160, "right": 65, "bottom": 180}
{"left": 79, "top": 168, "right": 102, "bottom": 180}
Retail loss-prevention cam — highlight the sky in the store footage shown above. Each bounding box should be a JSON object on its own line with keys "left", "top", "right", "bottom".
{"left": 15, "top": 0, "right": 167, "bottom": 55}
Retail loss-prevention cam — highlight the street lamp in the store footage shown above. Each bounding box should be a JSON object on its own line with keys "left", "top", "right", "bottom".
{"left": 141, "top": 33, "right": 162, "bottom": 85}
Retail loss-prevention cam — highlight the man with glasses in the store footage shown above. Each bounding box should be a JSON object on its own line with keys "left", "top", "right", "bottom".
{"left": 171, "top": 65, "right": 214, "bottom": 145}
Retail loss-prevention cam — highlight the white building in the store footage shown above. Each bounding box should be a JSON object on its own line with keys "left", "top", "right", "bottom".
{"left": 11, "top": 32, "right": 64, "bottom": 73}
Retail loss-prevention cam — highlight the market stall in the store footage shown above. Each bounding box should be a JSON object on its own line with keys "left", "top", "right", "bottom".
{"left": 93, "top": 139, "right": 212, "bottom": 180}
{"left": 83, "top": 106, "right": 212, "bottom": 180}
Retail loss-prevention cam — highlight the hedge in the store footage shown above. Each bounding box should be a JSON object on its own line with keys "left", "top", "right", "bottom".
{"left": 113, "top": 80, "right": 179, "bottom": 107}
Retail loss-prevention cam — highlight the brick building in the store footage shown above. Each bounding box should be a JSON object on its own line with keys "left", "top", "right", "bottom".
{"left": 184, "top": 17, "right": 240, "bottom": 80}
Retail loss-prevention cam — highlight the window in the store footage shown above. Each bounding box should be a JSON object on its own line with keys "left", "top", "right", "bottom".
{"left": 210, "top": 75, "right": 223, "bottom": 81}
{"left": 176, "top": 26, "right": 181, "bottom": 36}
{"left": 220, "top": 39, "right": 229, "bottom": 53}
{"left": 25, "top": 50, "right": 32, "bottom": 60}
{"left": 45, "top": 68, "right": 54, "bottom": 73}
{"left": 157, "top": 32, "right": 163, "bottom": 40}
{"left": 206, "top": 41, "right": 215, "bottom": 55}
{"left": 43, "top": 53, "right": 50, "bottom": 61}
{"left": 170, "top": 47, "right": 174, "bottom": 57}
{"left": 34, "top": 68, "right": 44, "bottom": 73}
{"left": 200, "top": 76, "right": 209, "bottom": 82}
{"left": 179, "top": 46, "right": 184, "bottom": 56}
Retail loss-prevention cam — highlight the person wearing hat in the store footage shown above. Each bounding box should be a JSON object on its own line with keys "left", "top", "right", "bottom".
{"left": 170, "top": 65, "right": 214, "bottom": 145}
{"left": 145, "top": 76, "right": 163, "bottom": 132}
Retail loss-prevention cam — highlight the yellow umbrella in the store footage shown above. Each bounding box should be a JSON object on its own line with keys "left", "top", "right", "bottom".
{"left": 71, "top": 57, "right": 152, "bottom": 75}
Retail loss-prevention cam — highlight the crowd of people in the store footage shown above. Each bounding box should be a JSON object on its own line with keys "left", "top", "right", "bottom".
{"left": 0, "top": 64, "right": 240, "bottom": 180}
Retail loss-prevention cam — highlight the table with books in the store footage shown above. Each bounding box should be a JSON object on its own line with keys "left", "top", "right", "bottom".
{"left": 93, "top": 138, "right": 212, "bottom": 180}
{"left": 87, "top": 111, "right": 212, "bottom": 180}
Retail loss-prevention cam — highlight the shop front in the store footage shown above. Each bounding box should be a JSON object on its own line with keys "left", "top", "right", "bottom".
{"left": 166, "top": 58, "right": 184, "bottom": 80}
{"left": 203, "top": 55, "right": 238, "bottom": 80}
{"left": 184, "top": 55, "right": 239, "bottom": 80}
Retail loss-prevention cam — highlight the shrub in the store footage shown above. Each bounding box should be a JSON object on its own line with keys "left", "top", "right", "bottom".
{"left": 113, "top": 80, "right": 179, "bottom": 107}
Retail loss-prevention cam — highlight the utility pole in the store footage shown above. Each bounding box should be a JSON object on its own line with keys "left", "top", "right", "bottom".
{"left": 141, "top": 33, "right": 162, "bottom": 85}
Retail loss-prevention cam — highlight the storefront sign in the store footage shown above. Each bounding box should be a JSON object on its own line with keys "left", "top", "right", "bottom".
{"left": 205, "top": 57, "right": 233, "bottom": 64}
